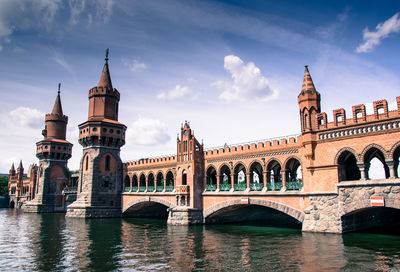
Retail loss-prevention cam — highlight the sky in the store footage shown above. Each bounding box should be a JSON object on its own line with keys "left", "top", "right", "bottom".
{"left": 1, "top": 0, "right": 400, "bottom": 173}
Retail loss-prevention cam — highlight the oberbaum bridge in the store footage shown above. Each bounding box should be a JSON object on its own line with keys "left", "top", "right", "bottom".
{"left": 9, "top": 52, "right": 400, "bottom": 234}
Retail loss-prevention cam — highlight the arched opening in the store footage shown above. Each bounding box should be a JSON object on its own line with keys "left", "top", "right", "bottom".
{"left": 139, "top": 174, "right": 146, "bottom": 192}
{"left": 205, "top": 204, "right": 302, "bottom": 229}
{"left": 364, "top": 148, "right": 389, "bottom": 179}
{"left": 267, "top": 160, "right": 282, "bottom": 191}
{"left": 166, "top": 171, "right": 174, "bottom": 192}
{"left": 285, "top": 158, "right": 302, "bottom": 190}
{"left": 206, "top": 166, "right": 217, "bottom": 191}
{"left": 342, "top": 207, "right": 400, "bottom": 234}
{"left": 124, "top": 202, "right": 170, "bottom": 219}
{"left": 393, "top": 146, "right": 400, "bottom": 178}
{"left": 132, "top": 175, "right": 138, "bottom": 192}
{"left": 124, "top": 175, "right": 131, "bottom": 192}
{"left": 249, "top": 161, "right": 263, "bottom": 191}
{"left": 156, "top": 172, "right": 164, "bottom": 192}
{"left": 234, "top": 163, "right": 246, "bottom": 191}
{"left": 105, "top": 155, "right": 110, "bottom": 171}
{"left": 219, "top": 164, "right": 231, "bottom": 191}
{"left": 337, "top": 151, "right": 360, "bottom": 181}
{"left": 9, "top": 200, "right": 15, "bottom": 209}
{"left": 148, "top": 173, "right": 155, "bottom": 192}
{"left": 182, "top": 170, "right": 187, "bottom": 186}
{"left": 85, "top": 155, "right": 89, "bottom": 171}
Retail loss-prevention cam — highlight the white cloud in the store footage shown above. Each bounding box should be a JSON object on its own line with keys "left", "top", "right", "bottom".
{"left": 213, "top": 55, "right": 279, "bottom": 102}
{"left": 69, "top": 0, "right": 114, "bottom": 25}
{"left": 127, "top": 115, "right": 170, "bottom": 146}
{"left": 9, "top": 107, "right": 44, "bottom": 129}
{"left": 157, "top": 85, "right": 198, "bottom": 100}
{"left": 122, "top": 59, "right": 148, "bottom": 72}
{"left": 356, "top": 12, "right": 400, "bottom": 53}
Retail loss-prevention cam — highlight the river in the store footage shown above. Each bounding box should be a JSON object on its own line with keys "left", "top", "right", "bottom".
{"left": 0, "top": 209, "right": 399, "bottom": 271}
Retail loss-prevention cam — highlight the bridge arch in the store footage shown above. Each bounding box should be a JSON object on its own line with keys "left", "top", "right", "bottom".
{"left": 122, "top": 197, "right": 177, "bottom": 214}
{"left": 340, "top": 196, "right": 400, "bottom": 217}
{"left": 204, "top": 198, "right": 305, "bottom": 223}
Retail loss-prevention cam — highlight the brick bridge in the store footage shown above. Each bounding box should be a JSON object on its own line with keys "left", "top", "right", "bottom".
{"left": 121, "top": 68, "right": 400, "bottom": 233}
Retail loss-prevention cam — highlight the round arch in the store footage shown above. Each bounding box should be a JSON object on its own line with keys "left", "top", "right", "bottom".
{"left": 340, "top": 196, "right": 400, "bottom": 217}
{"left": 361, "top": 144, "right": 389, "bottom": 161}
{"left": 204, "top": 198, "right": 305, "bottom": 223}
{"left": 122, "top": 197, "right": 177, "bottom": 214}
{"left": 334, "top": 147, "right": 359, "bottom": 164}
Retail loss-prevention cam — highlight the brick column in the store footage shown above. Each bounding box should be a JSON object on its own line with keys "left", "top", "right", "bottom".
{"left": 387, "top": 161, "right": 396, "bottom": 179}
{"left": 145, "top": 178, "right": 148, "bottom": 192}
{"left": 281, "top": 170, "right": 286, "bottom": 191}
{"left": 262, "top": 171, "right": 267, "bottom": 190}
{"left": 203, "top": 175, "right": 207, "bottom": 191}
{"left": 358, "top": 163, "right": 367, "bottom": 180}
{"left": 230, "top": 174, "right": 235, "bottom": 191}
{"left": 246, "top": 173, "right": 250, "bottom": 191}
{"left": 129, "top": 178, "right": 132, "bottom": 192}
{"left": 163, "top": 177, "right": 166, "bottom": 191}
{"left": 216, "top": 175, "right": 220, "bottom": 191}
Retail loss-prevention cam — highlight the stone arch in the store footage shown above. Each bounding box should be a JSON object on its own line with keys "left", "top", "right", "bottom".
{"left": 204, "top": 198, "right": 305, "bottom": 222}
{"left": 334, "top": 147, "right": 359, "bottom": 164}
{"left": 248, "top": 159, "right": 265, "bottom": 171}
{"left": 340, "top": 196, "right": 400, "bottom": 217}
{"left": 82, "top": 152, "right": 91, "bottom": 173}
{"left": 233, "top": 161, "right": 248, "bottom": 173}
{"left": 122, "top": 197, "right": 177, "bottom": 214}
{"left": 389, "top": 140, "right": 400, "bottom": 160}
{"left": 206, "top": 164, "right": 217, "bottom": 174}
{"left": 218, "top": 163, "right": 232, "bottom": 174}
{"left": 249, "top": 160, "right": 264, "bottom": 190}
{"left": 283, "top": 155, "right": 302, "bottom": 169}
{"left": 362, "top": 144, "right": 389, "bottom": 179}
{"left": 266, "top": 157, "right": 282, "bottom": 169}
{"left": 361, "top": 143, "right": 389, "bottom": 161}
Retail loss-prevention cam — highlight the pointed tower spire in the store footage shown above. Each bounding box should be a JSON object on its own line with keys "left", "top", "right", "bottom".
{"left": 51, "top": 83, "right": 63, "bottom": 115}
{"left": 18, "top": 160, "right": 23, "bottom": 170}
{"left": 10, "top": 163, "right": 15, "bottom": 172}
{"left": 301, "top": 65, "right": 317, "bottom": 94}
{"left": 97, "top": 48, "right": 113, "bottom": 89}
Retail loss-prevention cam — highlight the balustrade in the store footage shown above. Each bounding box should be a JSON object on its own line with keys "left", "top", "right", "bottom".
{"left": 250, "top": 183, "right": 263, "bottom": 191}
{"left": 219, "top": 183, "right": 231, "bottom": 191}
{"left": 234, "top": 183, "right": 246, "bottom": 191}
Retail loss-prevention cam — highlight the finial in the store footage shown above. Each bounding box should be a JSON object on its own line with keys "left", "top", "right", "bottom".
{"left": 105, "top": 48, "right": 109, "bottom": 62}
{"left": 58, "top": 83, "right": 61, "bottom": 95}
{"left": 305, "top": 65, "right": 308, "bottom": 68}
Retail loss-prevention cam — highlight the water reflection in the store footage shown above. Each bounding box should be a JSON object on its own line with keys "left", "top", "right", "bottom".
{"left": 1, "top": 210, "right": 400, "bottom": 271}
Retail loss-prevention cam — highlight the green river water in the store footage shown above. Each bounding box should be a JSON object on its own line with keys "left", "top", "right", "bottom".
{"left": 0, "top": 209, "right": 400, "bottom": 271}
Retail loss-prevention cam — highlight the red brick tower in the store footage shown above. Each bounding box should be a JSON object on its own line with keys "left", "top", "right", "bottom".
{"left": 24, "top": 84, "right": 73, "bottom": 213}
{"left": 298, "top": 65, "right": 321, "bottom": 133}
{"left": 167, "top": 121, "right": 204, "bottom": 224}
{"left": 66, "top": 49, "right": 127, "bottom": 218}
{"left": 16, "top": 160, "right": 24, "bottom": 198}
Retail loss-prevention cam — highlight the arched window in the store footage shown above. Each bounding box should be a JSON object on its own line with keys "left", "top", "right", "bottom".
{"left": 85, "top": 156, "right": 89, "bottom": 171}
{"left": 182, "top": 170, "right": 187, "bottom": 185}
{"left": 337, "top": 150, "right": 360, "bottom": 181}
{"left": 249, "top": 161, "right": 263, "bottom": 191}
{"left": 206, "top": 166, "right": 217, "bottom": 191}
{"left": 364, "top": 147, "right": 389, "bottom": 179}
{"left": 285, "top": 158, "right": 302, "bottom": 190}
{"left": 105, "top": 155, "right": 110, "bottom": 171}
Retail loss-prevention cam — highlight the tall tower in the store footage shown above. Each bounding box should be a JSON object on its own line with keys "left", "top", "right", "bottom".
{"left": 167, "top": 121, "right": 204, "bottom": 225}
{"left": 16, "top": 160, "right": 24, "bottom": 198}
{"left": 66, "top": 50, "right": 126, "bottom": 218}
{"left": 24, "top": 85, "right": 73, "bottom": 213}
{"left": 298, "top": 65, "right": 321, "bottom": 133}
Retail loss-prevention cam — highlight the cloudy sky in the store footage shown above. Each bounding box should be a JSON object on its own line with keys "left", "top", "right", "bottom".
{"left": 1, "top": 0, "right": 400, "bottom": 173}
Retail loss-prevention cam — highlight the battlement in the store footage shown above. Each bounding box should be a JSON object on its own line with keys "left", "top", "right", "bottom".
{"left": 88, "top": 86, "right": 120, "bottom": 100}
{"left": 204, "top": 134, "right": 300, "bottom": 159}
{"left": 315, "top": 96, "right": 400, "bottom": 132}
{"left": 125, "top": 154, "right": 177, "bottom": 169}
{"left": 45, "top": 113, "right": 68, "bottom": 123}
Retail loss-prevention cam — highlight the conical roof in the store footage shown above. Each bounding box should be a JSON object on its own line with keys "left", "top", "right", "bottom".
{"left": 10, "top": 163, "right": 15, "bottom": 172}
{"left": 97, "top": 60, "right": 113, "bottom": 89}
{"left": 51, "top": 90, "right": 63, "bottom": 115}
{"left": 301, "top": 65, "right": 317, "bottom": 93}
{"left": 18, "top": 160, "right": 23, "bottom": 170}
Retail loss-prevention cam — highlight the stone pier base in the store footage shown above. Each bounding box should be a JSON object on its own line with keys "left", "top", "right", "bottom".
{"left": 66, "top": 205, "right": 121, "bottom": 218}
{"left": 167, "top": 207, "right": 203, "bottom": 225}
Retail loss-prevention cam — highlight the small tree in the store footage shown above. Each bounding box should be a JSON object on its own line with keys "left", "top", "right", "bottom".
{"left": 0, "top": 176, "right": 9, "bottom": 197}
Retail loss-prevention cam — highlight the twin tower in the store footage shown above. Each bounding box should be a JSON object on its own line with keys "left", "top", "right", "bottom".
{"left": 25, "top": 52, "right": 126, "bottom": 217}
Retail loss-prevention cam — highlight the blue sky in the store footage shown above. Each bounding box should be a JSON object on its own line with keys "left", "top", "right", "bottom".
{"left": 1, "top": 0, "right": 400, "bottom": 172}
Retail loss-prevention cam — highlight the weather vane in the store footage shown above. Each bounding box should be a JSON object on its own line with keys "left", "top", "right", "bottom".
{"left": 58, "top": 83, "right": 61, "bottom": 94}
{"left": 105, "top": 48, "right": 109, "bottom": 61}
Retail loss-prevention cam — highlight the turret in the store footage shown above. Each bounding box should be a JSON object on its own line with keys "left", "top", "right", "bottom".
{"left": 9, "top": 163, "right": 15, "bottom": 177}
{"left": 36, "top": 84, "right": 72, "bottom": 161}
{"left": 298, "top": 65, "right": 321, "bottom": 133}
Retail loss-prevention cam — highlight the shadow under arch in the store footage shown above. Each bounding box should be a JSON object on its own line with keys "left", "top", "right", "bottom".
{"left": 341, "top": 197, "right": 400, "bottom": 233}
{"left": 122, "top": 197, "right": 177, "bottom": 220}
{"left": 204, "top": 199, "right": 304, "bottom": 229}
